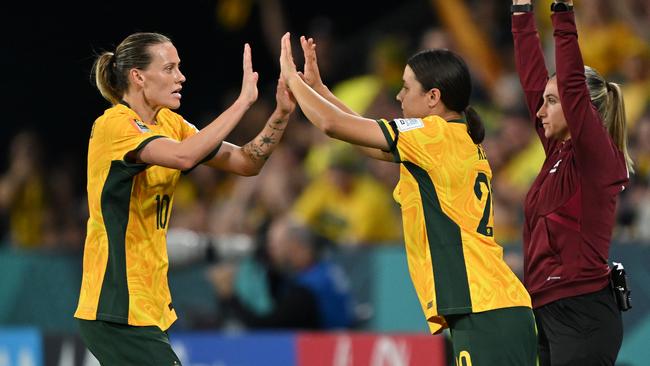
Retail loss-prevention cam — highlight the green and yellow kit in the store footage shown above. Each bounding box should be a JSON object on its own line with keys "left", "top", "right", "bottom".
{"left": 75, "top": 104, "right": 203, "bottom": 331}
{"left": 377, "top": 116, "right": 531, "bottom": 334}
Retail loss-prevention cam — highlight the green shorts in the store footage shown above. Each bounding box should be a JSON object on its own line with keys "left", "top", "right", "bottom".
{"left": 77, "top": 319, "right": 181, "bottom": 366}
{"left": 446, "top": 306, "right": 538, "bottom": 366}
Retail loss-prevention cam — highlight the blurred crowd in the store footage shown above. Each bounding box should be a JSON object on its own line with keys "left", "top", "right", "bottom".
{"left": 1, "top": 0, "right": 648, "bottom": 330}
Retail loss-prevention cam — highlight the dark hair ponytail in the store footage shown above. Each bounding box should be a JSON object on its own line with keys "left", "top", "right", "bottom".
{"left": 407, "top": 49, "right": 484, "bottom": 144}
{"left": 464, "top": 106, "right": 485, "bottom": 144}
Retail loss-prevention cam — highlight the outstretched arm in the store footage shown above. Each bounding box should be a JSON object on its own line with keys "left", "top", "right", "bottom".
{"left": 552, "top": 2, "right": 625, "bottom": 183}
{"left": 279, "top": 32, "right": 390, "bottom": 152}
{"left": 205, "top": 78, "right": 294, "bottom": 176}
{"left": 136, "top": 44, "right": 258, "bottom": 170}
{"left": 298, "top": 36, "right": 393, "bottom": 161}
{"left": 511, "top": 1, "right": 553, "bottom": 154}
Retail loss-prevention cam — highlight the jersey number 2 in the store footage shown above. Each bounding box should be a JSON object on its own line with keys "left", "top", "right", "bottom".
{"left": 473, "top": 173, "right": 493, "bottom": 237}
{"left": 155, "top": 194, "right": 170, "bottom": 229}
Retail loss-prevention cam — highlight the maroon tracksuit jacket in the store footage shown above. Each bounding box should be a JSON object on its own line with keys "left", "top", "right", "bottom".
{"left": 512, "top": 12, "right": 629, "bottom": 308}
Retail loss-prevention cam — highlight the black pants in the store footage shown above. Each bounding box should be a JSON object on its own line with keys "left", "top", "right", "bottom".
{"left": 534, "top": 286, "right": 623, "bottom": 366}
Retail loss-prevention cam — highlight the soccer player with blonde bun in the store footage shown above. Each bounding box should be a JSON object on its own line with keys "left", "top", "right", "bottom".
{"left": 75, "top": 32, "right": 294, "bottom": 365}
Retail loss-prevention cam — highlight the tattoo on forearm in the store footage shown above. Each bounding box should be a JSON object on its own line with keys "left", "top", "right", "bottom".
{"left": 260, "top": 134, "right": 275, "bottom": 147}
{"left": 269, "top": 119, "right": 285, "bottom": 131}
{"left": 242, "top": 120, "right": 286, "bottom": 162}
{"left": 243, "top": 142, "right": 269, "bottom": 162}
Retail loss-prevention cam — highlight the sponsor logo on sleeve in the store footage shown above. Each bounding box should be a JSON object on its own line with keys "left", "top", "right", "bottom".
{"left": 394, "top": 118, "right": 424, "bottom": 132}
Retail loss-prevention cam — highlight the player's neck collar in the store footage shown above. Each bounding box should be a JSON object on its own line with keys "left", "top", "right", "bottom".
{"left": 447, "top": 118, "right": 466, "bottom": 124}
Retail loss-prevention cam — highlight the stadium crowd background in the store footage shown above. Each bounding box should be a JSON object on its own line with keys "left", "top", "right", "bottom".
{"left": 1, "top": 0, "right": 649, "bottom": 365}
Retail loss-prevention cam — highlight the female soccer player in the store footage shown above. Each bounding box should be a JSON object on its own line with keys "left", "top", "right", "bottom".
{"left": 74, "top": 32, "right": 295, "bottom": 365}
{"left": 512, "top": 1, "right": 631, "bottom": 364}
{"left": 279, "top": 33, "right": 537, "bottom": 365}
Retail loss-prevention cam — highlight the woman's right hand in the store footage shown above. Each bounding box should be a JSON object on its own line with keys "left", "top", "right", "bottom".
{"left": 280, "top": 32, "right": 299, "bottom": 85}
{"left": 299, "top": 36, "right": 326, "bottom": 91}
{"left": 239, "top": 43, "right": 259, "bottom": 107}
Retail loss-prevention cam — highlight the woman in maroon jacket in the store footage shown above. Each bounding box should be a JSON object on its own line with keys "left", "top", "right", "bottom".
{"left": 511, "top": 0, "right": 633, "bottom": 365}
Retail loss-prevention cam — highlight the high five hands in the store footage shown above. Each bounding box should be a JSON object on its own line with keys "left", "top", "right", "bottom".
{"left": 298, "top": 35, "right": 325, "bottom": 91}
{"left": 280, "top": 32, "right": 328, "bottom": 98}
{"left": 240, "top": 43, "right": 259, "bottom": 107}
{"left": 279, "top": 32, "right": 298, "bottom": 86}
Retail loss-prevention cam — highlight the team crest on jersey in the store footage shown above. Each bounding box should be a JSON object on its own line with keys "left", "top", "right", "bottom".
{"left": 132, "top": 119, "right": 150, "bottom": 133}
{"left": 394, "top": 118, "right": 424, "bottom": 132}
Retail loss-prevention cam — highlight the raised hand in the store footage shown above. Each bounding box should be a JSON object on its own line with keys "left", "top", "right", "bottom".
{"left": 299, "top": 36, "right": 325, "bottom": 90}
{"left": 239, "top": 43, "right": 259, "bottom": 106}
{"left": 280, "top": 32, "right": 298, "bottom": 85}
{"left": 275, "top": 78, "right": 296, "bottom": 116}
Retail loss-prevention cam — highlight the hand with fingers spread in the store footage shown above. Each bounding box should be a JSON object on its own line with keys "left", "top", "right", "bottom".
{"left": 299, "top": 36, "right": 326, "bottom": 92}
{"left": 280, "top": 32, "right": 299, "bottom": 85}
{"left": 239, "top": 43, "right": 259, "bottom": 107}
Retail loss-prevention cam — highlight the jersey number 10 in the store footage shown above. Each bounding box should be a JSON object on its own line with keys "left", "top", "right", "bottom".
{"left": 155, "top": 194, "right": 171, "bottom": 229}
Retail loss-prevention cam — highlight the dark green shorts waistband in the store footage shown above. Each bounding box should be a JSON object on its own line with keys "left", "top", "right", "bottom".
{"left": 77, "top": 319, "right": 181, "bottom": 366}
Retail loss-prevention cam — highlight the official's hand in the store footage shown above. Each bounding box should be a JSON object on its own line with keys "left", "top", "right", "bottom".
{"left": 239, "top": 43, "right": 259, "bottom": 107}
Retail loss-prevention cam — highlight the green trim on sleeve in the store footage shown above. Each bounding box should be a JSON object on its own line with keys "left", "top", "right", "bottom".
{"left": 376, "top": 119, "right": 401, "bottom": 162}
{"left": 123, "top": 135, "right": 166, "bottom": 165}
{"left": 133, "top": 135, "right": 166, "bottom": 154}
{"left": 182, "top": 142, "right": 223, "bottom": 175}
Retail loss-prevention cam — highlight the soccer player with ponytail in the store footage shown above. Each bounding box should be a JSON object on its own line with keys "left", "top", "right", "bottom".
{"left": 279, "top": 33, "right": 537, "bottom": 365}
{"left": 75, "top": 32, "right": 294, "bottom": 365}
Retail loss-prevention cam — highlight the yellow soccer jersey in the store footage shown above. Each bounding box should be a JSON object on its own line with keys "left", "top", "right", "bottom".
{"left": 377, "top": 116, "right": 531, "bottom": 334}
{"left": 75, "top": 103, "right": 213, "bottom": 331}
